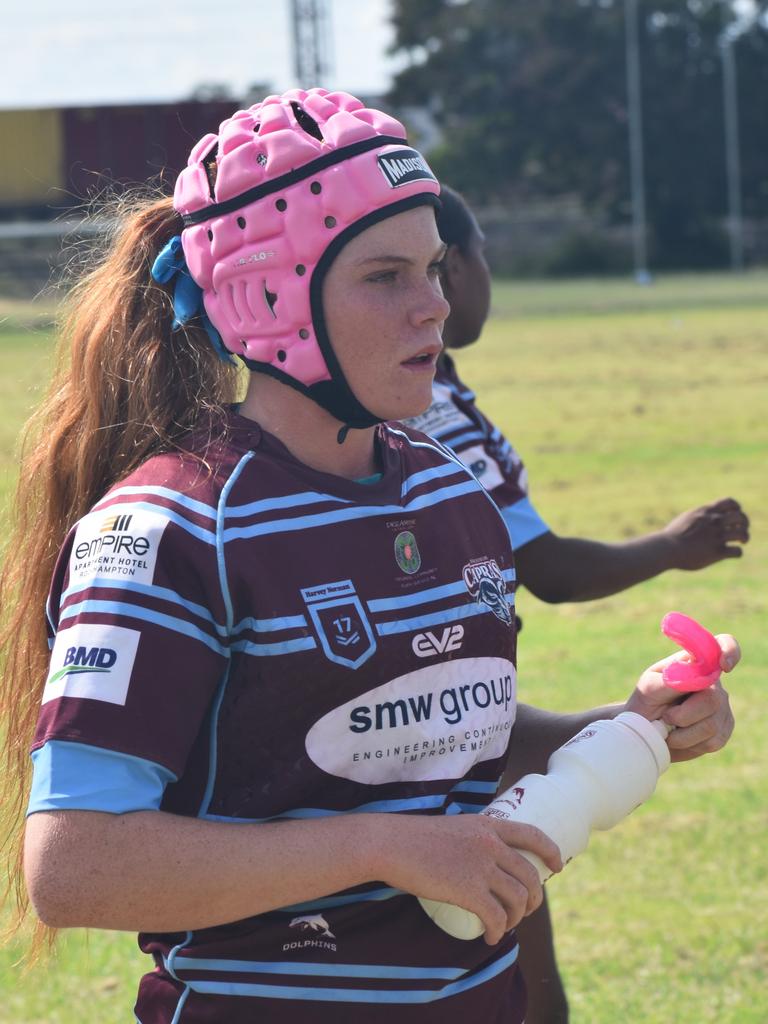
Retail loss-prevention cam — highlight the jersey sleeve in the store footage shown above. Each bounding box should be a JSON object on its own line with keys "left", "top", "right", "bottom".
{"left": 28, "top": 490, "right": 230, "bottom": 815}
{"left": 499, "top": 496, "right": 550, "bottom": 550}
{"left": 413, "top": 373, "right": 551, "bottom": 550}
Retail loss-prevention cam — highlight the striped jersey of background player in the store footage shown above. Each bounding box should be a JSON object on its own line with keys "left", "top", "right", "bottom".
{"left": 1, "top": 92, "right": 737, "bottom": 1024}
{"left": 404, "top": 184, "right": 750, "bottom": 1023}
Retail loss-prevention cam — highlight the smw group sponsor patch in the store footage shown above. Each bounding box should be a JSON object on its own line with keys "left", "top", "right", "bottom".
{"left": 305, "top": 656, "right": 516, "bottom": 784}
{"left": 69, "top": 507, "right": 169, "bottom": 585}
{"left": 42, "top": 623, "right": 141, "bottom": 706}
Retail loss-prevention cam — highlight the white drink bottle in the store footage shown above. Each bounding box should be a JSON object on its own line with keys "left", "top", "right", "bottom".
{"left": 419, "top": 711, "right": 671, "bottom": 940}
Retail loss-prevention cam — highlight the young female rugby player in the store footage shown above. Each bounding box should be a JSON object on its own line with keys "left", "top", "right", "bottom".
{"left": 1, "top": 90, "right": 736, "bottom": 1024}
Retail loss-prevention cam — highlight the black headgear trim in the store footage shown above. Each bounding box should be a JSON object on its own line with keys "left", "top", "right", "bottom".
{"left": 181, "top": 135, "right": 407, "bottom": 227}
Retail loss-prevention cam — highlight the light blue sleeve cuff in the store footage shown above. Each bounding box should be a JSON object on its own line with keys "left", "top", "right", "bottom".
{"left": 27, "top": 740, "right": 178, "bottom": 815}
{"left": 500, "top": 496, "right": 550, "bottom": 550}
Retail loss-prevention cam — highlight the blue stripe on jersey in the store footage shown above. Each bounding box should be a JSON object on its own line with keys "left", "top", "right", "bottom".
{"left": 201, "top": 792, "right": 451, "bottom": 824}
{"left": 500, "top": 496, "right": 550, "bottom": 549}
{"left": 367, "top": 579, "right": 468, "bottom": 613}
{"left": 60, "top": 580, "right": 228, "bottom": 638}
{"left": 165, "top": 931, "right": 194, "bottom": 983}
{"left": 176, "top": 944, "right": 519, "bottom": 1003}
{"left": 198, "top": 452, "right": 253, "bottom": 820}
{"left": 225, "top": 489, "right": 353, "bottom": 519}
{"left": 441, "top": 378, "right": 476, "bottom": 403}
{"left": 168, "top": 986, "right": 190, "bottom": 1024}
{"left": 400, "top": 461, "right": 465, "bottom": 498}
{"left": 198, "top": 664, "right": 232, "bottom": 817}
{"left": 58, "top": 599, "right": 228, "bottom": 655}
{"left": 231, "top": 637, "right": 317, "bottom": 657}
{"left": 86, "top": 501, "right": 217, "bottom": 545}
{"left": 368, "top": 569, "right": 516, "bottom": 614}
{"left": 375, "top": 596, "right": 514, "bottom": 636}
{"left": 217, "top": 452, "right": 254, "bottom": 632}
{"left": 438, "top": 428, "right": 487, "bottom": 448}
{"left": 169, "top": 957, "right": 466, "bottom": 981}
{"left": 232, "top": 614, "right": 309, "bottom": 635}
{"left": 278, "top": 888, "right": 402, "bottom": 914}
{"left": 452, "top": 779, "right": 500, "bottom": 794}
{"left": 222, "top": 479, "right": 481, "bottom": 542}
{"left": 27, "top": 740, "right": 176, "bottom": 815}
{"left": 93, "top": 485, "right": 218, "bottom": 521}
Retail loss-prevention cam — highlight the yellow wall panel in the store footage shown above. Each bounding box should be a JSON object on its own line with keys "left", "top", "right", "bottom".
{"left": 0, "top": 109, "right": 63, "bottom": 205}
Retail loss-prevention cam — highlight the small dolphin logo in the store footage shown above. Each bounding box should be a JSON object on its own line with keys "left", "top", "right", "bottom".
{"left": 497, "top": 787, "right": 526, "bottom": 812}
{"left": 289, "top": 914, "right": 335, "bottom": 939}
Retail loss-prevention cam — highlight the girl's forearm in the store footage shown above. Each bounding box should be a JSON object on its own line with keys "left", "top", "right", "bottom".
{"left": 25, "top": 808, "right": 385, "bottom": 932}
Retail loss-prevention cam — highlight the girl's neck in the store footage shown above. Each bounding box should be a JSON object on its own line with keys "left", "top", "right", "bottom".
{"left": 238, "top": 375, "right": 379, "bottom": 480}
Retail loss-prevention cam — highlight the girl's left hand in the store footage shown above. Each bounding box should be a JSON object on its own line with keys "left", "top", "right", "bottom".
{"left": 624, "top": 634, "right": 739, "bottom": 762}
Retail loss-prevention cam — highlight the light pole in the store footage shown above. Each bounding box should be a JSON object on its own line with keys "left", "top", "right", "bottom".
{"left": 624, "top": 0, "right": 651, "bottom": 284}
{"left": 721, "top": 5, "right": 744, "bottom": 271}
{"left": 291, "top": 0, "right": 333, "bottom": 88}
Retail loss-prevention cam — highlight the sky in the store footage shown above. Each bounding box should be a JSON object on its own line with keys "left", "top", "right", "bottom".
{"left": 2, "top": 0, "right": 401, "bottom": 110}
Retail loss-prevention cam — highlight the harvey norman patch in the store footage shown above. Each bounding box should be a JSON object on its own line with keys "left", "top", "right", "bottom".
{"left": 42, "top": 623, "right": 141, "bottom": 706}
{"left": 377, "top": 147, "right": 438, "bottom": 189}
{"left": 69, "top": 507, "right": 169, "bottom": 586}
{"left": 301, "top": 579, "right": 377, "bottom": 670}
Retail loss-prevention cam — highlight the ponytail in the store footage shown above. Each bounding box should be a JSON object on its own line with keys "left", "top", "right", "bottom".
{"left": 0, "top": 192, "right": 240, "bottom": 955}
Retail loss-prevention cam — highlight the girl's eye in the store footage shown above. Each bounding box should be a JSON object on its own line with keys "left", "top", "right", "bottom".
{"left": 366, "top": 270, "right": 397, "bottom": 284}
{"left": 428, "top": 260, "right": 444, "bottom": 278}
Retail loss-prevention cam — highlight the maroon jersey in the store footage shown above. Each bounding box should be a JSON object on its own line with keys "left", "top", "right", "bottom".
{"left": 404, "top": 355, "right": 549, "bottom": 549}
{"left": 30, "top": 410, "right": 525, "bottom": 1023}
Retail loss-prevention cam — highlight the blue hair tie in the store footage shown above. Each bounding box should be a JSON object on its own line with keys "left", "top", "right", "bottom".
{"left": 151, "top": 236, "right": 236, "bottom": 365}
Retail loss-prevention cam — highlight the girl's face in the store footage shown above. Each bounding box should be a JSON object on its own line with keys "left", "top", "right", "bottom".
{"left": 322, "top": 205, "right": 450, "bottom": 423}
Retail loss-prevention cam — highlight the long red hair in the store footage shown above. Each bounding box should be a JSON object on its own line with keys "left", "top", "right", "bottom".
{"left": 0, "top": 193, "right": 240, "bottom": 955}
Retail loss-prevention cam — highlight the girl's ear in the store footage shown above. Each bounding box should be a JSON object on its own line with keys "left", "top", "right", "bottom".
{"left": 440, "top": 243, "right": 464, "bottom": 299}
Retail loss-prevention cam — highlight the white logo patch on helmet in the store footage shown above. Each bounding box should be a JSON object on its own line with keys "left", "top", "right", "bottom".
{"left": 377, "top": 148, "right": 438, "bottom": 189}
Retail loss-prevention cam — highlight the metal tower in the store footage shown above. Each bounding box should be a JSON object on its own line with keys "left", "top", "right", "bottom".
{"left": 290, "top": 0, "right": 333, "bottom": 88}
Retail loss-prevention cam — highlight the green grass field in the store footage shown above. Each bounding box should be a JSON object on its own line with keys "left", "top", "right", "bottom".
{"left": 1, "top": 273, "right": 766, "bottom": 1022}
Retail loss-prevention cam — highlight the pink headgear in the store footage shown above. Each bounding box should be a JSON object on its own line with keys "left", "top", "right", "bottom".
{"left": 174, "top": 87, "right": 441, "bottom": 428}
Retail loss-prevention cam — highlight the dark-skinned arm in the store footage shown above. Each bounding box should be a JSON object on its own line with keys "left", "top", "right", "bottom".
{"left": 513, "top": 497, "right": 749, "bottom": 604}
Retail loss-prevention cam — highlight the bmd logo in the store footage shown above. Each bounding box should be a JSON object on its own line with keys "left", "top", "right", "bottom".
{"left": 48, "top": 645, "right": 118, "bottom": 684}
{"left": 43, "top": 624, "right": 141, "bottom": 707}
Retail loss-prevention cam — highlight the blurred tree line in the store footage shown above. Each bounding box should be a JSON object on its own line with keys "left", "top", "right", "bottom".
{"left": 387, "top": 0, "right": 768, "bottom": 271}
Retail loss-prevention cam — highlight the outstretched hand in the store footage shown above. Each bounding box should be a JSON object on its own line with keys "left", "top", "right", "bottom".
{"left": 625, "top": 633, "right": 739, "bottom": 761}
{"left": 664, "top": 497, "right": 749, "bottom": 570}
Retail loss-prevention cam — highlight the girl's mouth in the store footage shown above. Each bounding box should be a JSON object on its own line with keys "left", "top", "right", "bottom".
{"left": 402, "top": 350, "right": 438, "bottom": 369}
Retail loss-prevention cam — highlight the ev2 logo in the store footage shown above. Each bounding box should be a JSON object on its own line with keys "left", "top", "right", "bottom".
{"left": 412, "top": 624, "right": 464, "bottom": 658}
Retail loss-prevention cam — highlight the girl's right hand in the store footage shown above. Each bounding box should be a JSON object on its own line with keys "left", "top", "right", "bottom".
{"left": 370, "top": 813, "right": 562, "bottom": 945}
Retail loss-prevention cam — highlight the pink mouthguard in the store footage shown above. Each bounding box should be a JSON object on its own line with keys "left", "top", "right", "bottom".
{"left": 661, "top": 611, "right": 722, "bottom": 692}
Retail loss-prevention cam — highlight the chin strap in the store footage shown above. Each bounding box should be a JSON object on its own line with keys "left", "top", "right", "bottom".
{"left": 336, "top": 424, "right": 351, "bottom": 445}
